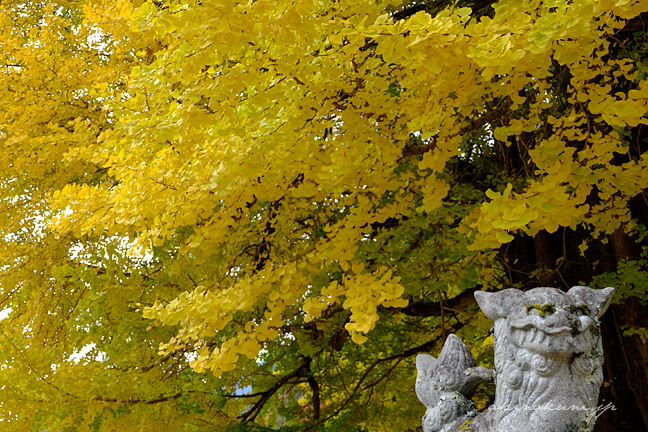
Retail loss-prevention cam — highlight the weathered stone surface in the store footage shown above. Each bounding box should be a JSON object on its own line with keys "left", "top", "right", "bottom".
{"left": 416, "top": 286, "right": 615, "bottom": 432}
{"left": 416, "top": 334, "right": 494, "bottom": 432}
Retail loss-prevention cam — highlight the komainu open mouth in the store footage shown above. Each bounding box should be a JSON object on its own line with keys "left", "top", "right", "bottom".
{"left": 508, "top": 317, "right": 595, "bottom": 356}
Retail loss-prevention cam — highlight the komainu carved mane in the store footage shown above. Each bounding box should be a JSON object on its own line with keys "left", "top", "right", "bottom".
{"left": 416, "top": 286, "right": 615, "bottom": 432}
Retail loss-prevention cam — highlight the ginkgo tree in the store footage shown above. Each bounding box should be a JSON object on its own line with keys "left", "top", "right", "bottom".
{"left": 0, "top": 0, "right": 647, "bottom": 430}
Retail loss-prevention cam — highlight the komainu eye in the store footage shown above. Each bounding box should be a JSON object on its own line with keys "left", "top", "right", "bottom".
{"left": 526, "top": 303, "right": 556, "bottom": 317}
{"left": 569, "top": 303, "right": 590, "bottom": 316}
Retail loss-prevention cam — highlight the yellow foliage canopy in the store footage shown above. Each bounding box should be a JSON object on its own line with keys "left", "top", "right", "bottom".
{"left": 0, "top": 0, "right": 647, "bottom": 429}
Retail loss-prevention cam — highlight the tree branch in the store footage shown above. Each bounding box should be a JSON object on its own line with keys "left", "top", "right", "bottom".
{"left": 238, "top": 361, "right": 307, "bottom": 422}
{"left": 391, "top": 4, "right": 427, "bottom": 21}
{"left": 222, "top": 391, "right": 267, "bottom": 398}
{"left": 94, "top": 392, "right": 184, "bottom": 404}
{"left": 305, "top": 322, "right": 467, "bottom": 431}
{"left": 304, "top": 357, "right": 321, "bottom": 420}
{"left": 400, "top": 99, "right": 511, "bottom": 159}
{"left": 386, "top": 285, "right": 482, "bottom": 317}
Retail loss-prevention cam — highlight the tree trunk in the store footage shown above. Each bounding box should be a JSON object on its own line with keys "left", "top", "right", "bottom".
{"left": 595, "top": 299, "right": 648, "bottom": 431}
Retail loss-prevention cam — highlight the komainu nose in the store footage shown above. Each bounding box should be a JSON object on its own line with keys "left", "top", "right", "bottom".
{"left": 543, "top": 313, "right": 566, "bottom": 328}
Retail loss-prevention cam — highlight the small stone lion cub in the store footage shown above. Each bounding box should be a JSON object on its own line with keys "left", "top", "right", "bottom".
{"left": 416, "top": 286, "right": 614, "bottom": 432}
{"left": 416, "top": 334, "right": 494, "bottom": 432}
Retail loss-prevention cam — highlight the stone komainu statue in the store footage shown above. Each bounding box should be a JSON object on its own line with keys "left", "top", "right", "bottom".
{"left": 416, "top": 286, "right": 615, "bottom": 432}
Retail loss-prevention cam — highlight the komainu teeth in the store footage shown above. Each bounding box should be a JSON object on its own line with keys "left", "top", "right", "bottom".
{"left": 538, "top": 332, "right": 547, "bottom": 344}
